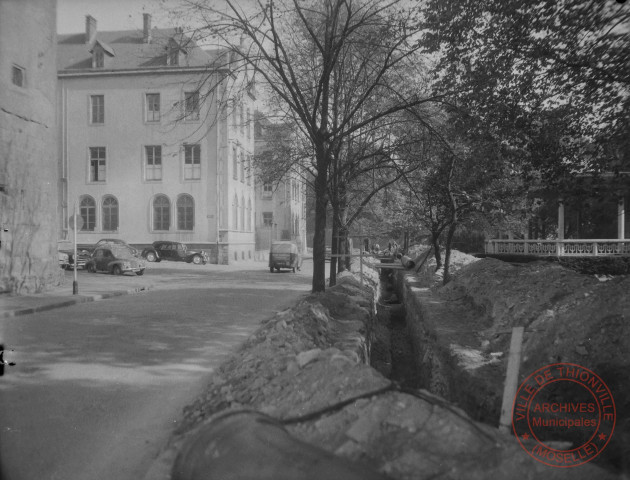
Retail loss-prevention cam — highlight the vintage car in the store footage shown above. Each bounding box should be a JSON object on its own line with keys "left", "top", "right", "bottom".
{"left": 86, "top": 245, "right": 146, "bottom": 275}
{"left": 141, "top": 241, "right": 209, "bottom": 265}
{"left": 269, "top": 241, "right": 301, "bottom": 273}
{"left": 57, "top": 240, "right": 91, "bottom": 270}
{"left": 94, "top": 238, "right": 139, "bottom": 256}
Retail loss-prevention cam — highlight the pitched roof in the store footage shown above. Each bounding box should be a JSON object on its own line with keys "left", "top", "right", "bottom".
{"left": 58, "top": 28, "right": 224, "bottom": 72}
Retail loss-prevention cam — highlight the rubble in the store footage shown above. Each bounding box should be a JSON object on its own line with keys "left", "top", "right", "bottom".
{"left": 146, "top": 265, "right": 621, "bottom": 479}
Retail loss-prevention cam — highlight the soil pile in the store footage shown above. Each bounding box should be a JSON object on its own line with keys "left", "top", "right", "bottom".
{"left": 431, "top": 258, "right": 630, "bottom": 473}
{"left": 146, "top": 271, "right": 620, "bottom": 480}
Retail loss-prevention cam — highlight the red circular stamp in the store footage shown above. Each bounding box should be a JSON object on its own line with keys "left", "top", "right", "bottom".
{"left": 512, "top": 363, "right": 616, "bottom": 467}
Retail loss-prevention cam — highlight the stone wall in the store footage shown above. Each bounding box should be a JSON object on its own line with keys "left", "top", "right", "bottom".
{"left": 0, "top": 0, "right": 62, "bottom": 293}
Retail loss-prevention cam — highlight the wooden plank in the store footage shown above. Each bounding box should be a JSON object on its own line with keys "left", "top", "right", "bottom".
{"left": 499, "top": 326, "right": 525, "bottom": 433}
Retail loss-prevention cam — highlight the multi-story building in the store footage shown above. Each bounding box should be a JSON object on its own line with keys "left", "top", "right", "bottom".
{"left": 254, "top": 115, "right": 307, "bottom": 254}
{"left": 1, "top": 0, "right": 61, "bottom": 293}
{"left": 57, "top": 14, "right": 256, "bottom": 264}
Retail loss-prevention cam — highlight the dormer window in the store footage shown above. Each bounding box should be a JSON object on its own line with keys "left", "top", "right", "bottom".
{"left": 94, "top": 48, "right": 104, "bottom": 68}
{"left": 167, "top": 36, "right": 188, "bottom": 67}
{"left": 168, "top": 45, "right": 179, "bottom": 66}
{"left": 89, "top": 40, "right": 114, "bottom": 69}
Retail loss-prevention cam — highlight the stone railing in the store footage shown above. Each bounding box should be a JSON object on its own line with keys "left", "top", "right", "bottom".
{"left": 485, "top": 239, "right": 630, "bottom": 256}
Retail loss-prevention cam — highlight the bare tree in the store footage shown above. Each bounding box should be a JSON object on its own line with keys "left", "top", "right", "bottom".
{"left": 172, "top": 0, "right": 446, "bottom": 291}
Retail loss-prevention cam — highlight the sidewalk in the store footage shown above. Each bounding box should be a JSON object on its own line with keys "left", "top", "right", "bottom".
{"left": 0, "top": 270, "right": 153, "bottom": 319}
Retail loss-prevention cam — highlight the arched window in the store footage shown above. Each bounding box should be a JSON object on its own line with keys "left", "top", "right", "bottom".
{"left": 247, "top": 198, "right": 252, "bottom": 231}
{"left": 79, "top": 195, "right": 96, "bottom": 231}
{"left": 233, "top": 194, "right": 239, "bottom": 230}
{"left": 153, "top": 194, "right": 170, "bottom": 231}
{"left": 177, "top": 194, "right": 194, "bottom": 231}
{"left": 240, "top": 195, "right": 245, "bottom": 231}
{"left": 102, "top": 195, "right": 119, "bottom": 231}
{"left": 232, "top": 146, "right": 238, "bottom": 180}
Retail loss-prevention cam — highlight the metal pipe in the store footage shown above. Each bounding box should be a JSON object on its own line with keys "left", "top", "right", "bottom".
{"left": 400, "top": 255, "right": 415, "bottom": 269}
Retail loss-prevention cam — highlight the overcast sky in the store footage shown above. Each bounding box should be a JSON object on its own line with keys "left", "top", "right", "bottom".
{"left": 56, "top": 0, "right": 178, "bottom": 34}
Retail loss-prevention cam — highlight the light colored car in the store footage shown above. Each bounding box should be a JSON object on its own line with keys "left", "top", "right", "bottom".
{"left": 57, "top": 240, "right": 90, "bottom": 270}
{"left": 86, "top": 245, "right": 146, "bottom": 275}
{"left": 58, "top": 250, "right": 69, "bottom": 269}
{"left": 94, "top": 238, "right": 139, "bottom": 256}
{"left": 269, "top": 241, "right": 301, "bottom": 273}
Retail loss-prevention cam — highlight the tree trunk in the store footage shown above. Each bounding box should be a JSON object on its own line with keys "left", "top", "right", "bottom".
{"left": 431, "top": 230, "right": 442, "bottom": 270}
{"left": 338, "top": 226, "right": 349, "bottom": 273}
{"left": 329, "top": 214, "right": 339, "bottom": 286}
{"left": 443, "top": 220, "right": 457, "bottom": 285}
{"left": 312, "top": 152, "right": 329, "bottom": 293}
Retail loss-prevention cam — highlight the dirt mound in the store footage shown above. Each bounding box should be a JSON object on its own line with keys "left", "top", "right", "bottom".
{"left": 406, "top": 245, "right": 480, "bottom": 287}
{"left": 440, "top": 259, "right": 630, "bottom": 472}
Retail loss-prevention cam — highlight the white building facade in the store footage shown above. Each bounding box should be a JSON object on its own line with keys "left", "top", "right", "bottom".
{"left": 57, "top": 15, "right": 256, "bottom": 263}
{"left": 254, "top": 116, "right": 307, "bottom": 254}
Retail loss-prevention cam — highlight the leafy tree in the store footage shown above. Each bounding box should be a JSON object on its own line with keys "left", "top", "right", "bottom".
{"left": 422, "top": 0, "right": 630, "bottom": 186}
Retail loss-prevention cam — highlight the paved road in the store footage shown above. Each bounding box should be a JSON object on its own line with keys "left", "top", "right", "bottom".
{"left": 0, "top": 261, "right": 312, "bottom": 480}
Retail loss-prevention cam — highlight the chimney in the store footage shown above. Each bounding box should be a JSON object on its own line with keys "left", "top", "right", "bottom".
{"left": 85, "top": 15, "right": 97, "bottom": 44}
{"left": 143, "top": 13, "right": 152, "bottom": 44}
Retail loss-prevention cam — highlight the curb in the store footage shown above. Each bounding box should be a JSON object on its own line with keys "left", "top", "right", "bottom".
{"left": 0, "top": 285, "right": 152, "bottom": 319}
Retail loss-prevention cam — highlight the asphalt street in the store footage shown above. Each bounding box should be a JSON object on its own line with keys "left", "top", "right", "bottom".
{"left": 0, "top": 260, "right": 312, "bottom": 480}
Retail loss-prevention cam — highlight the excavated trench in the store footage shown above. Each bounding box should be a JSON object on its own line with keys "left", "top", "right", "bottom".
{"left": 370, "top": 270, "right": 421, "bottom": 389}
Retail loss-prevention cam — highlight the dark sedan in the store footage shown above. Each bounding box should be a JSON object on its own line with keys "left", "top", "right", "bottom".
{"left": 86, "top": 245, "right": 146, "bottom": 275}
{"left": 141, "top": 241, "right": 209, "bottom": 265}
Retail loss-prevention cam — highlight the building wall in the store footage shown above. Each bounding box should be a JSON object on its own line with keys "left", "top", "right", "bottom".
{"left": 59, "top": 70, "right": 256, "bottom": 263}
{"left": 0, "top": 0, "right": 61, "bottom": 293}
{"left": 255, "top": 174, "right": 307, "bottom": 254}
{"left": 218, "top": 87, "right": 256, "bottom": 262}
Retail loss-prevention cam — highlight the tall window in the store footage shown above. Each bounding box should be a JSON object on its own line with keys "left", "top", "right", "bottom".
{"left": 239, "top": 103, "right": 244, "bottom": 134}
{"left": 184, "top": 91, "right": 200, "bottom": 120}
{"left": 263, "top": 183, "right": 273, "bottom": 198}
{"left": 12, "top": 65, "right": 25, "bottom": 87}
{"left": 233, "top": 195, "right": 239, "bottom": 230}
{"left": 102, "top": 196, "right": 119, "bottom": 231}
{"left": 153, "top": 195, "right": 170, "bottom": 231}
{"left": 246, "top": 155, "right": 252, "bottom": 185}
{"left": 145, "top": 146, "right": 162, "bottom": 181}
{"left": 89, "top": 147, "right": 106, "bottom": 182}
{"left": 184, "top": 144, "right": 201, "bottom": 180}
{"left": 79, "top": 195, "right": 96, "bottom": 231}
{"left": 247, "top": 107, "right": 251, "bottom": 139}
{"left": 239, "top": 152, "right": 245, "bottom": 182}
{"left": 90, "top": 95, "right": 104, "bottom": 124}
{"left": 247, "top": 198, "right": 252, "bottom": 231}
{"left": 240, "top": 195, "right": 245, "bottom": 231}
{"left": 146, "top": 93, "right": 160, "bottom": 122}
{"left": 263, "top": 212, "right": 273, "bottom": 227}
{"left": 177, "top": 195, "right": 194, "bottom": 231}
{"left": 232, "top": 146, "right": 238, "bottom": 180}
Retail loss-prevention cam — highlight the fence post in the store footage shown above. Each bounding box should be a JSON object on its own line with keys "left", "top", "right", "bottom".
{"left": 499, "top": 326, "right": 525, "bottom": 433}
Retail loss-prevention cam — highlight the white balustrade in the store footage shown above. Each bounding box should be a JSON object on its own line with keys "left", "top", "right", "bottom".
{"left": 486, "top": 239, "right": 630, "bottom": 256}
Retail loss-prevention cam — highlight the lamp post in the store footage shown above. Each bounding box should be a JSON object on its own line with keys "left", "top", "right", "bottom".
{"left": 68, "top": 203, "right": 83, "bottom": 295}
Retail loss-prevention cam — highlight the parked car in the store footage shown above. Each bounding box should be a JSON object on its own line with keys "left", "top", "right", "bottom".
{"left": 58, "top": 250, "right": 69, "bottom": 269}
{"left": 269, "top": 241, "right": 301, "bottom": 273}
{"left": 57, "top": 240, "right": 91, "bottom": 270}
{"left": 141, "top": 241, "right": 209, "bottom": 264}
{"left": 86, "top": 245, "right": 146, "bottom": 275}
{"left": 94, "top": 238, "right": 139, "bottom": 256}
